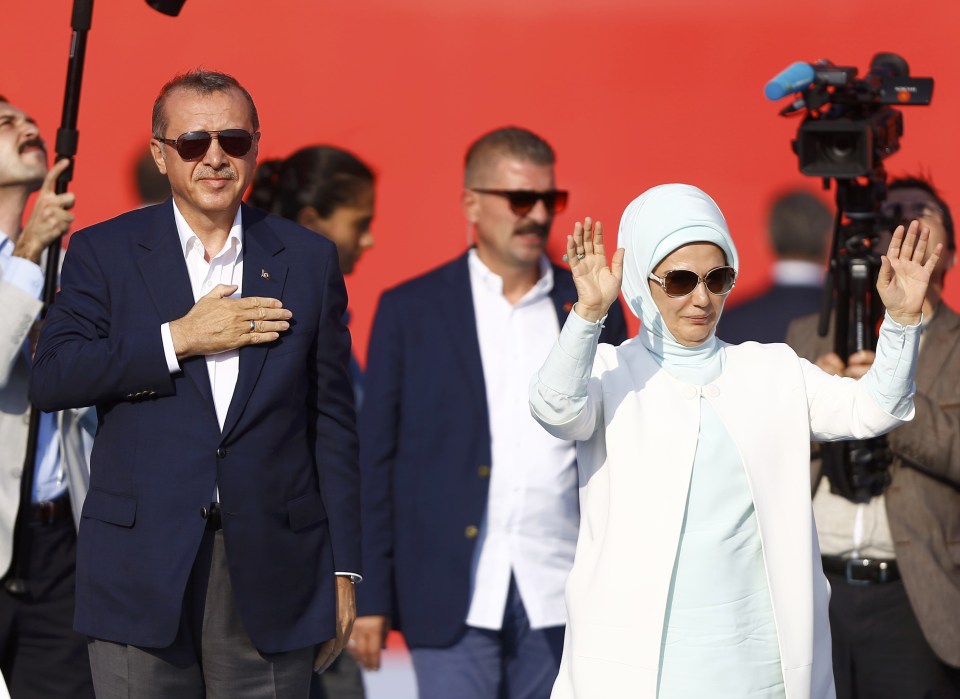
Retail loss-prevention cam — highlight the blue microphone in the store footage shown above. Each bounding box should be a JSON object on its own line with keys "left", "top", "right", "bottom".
{"left": 764, "top": 62, "right": 816, "bottom": 100}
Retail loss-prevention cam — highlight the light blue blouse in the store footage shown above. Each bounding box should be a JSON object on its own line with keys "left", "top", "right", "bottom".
{"left": 656, "top": 398, "right": 785, "bottom": 698}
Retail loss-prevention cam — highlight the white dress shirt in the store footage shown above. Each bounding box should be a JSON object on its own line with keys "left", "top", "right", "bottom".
{"left": 465, "top": 250, "right": 578, "bottom": 631}
{"left": 159, "top": 202, "right": 243, "bottom": 505}
{"left": 159, "top": 201, "right": 243, "bottom": 430}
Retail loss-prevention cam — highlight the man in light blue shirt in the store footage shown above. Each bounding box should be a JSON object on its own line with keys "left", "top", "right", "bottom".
{"left": 0, "top": 94, "right": 94, "bottom": 699}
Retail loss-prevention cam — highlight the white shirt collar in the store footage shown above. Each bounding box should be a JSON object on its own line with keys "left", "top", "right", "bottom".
{"left": 772, "top": 260, "right": 824, "bottom": 287}
{"left": 467, "top": 249, "right": 554, "bottom": 302}
{"left": 171, "top": 199, "right": 243, "bottom": 260}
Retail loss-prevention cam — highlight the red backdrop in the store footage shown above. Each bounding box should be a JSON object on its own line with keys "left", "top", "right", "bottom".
{"left": 5, "top": 0, "right": 960, "bottom": 357}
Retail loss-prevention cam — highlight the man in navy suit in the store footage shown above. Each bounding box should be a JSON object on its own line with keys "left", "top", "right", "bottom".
{"left": 30, "top": 70, "right": 360, "bottom": 698}
{"left": 718, "top": 190, "right": 832, "bottom": 344}
{"left": 350, "top": 127, "right": 627, "bottom": 699}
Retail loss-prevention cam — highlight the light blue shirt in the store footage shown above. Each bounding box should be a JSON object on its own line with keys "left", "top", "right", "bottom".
{"left": 657, "top": 399, "right": 784, "bottom": 698}
{"left": 0, "top": 232, "right": 66, "bottom": 503}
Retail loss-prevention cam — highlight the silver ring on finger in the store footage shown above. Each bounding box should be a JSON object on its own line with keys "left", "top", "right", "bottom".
{"left": 577, "top": 253, "right": 585, "bottom": 260}
{"left": 249, "top": 319, "right": 256, "bottom": 333}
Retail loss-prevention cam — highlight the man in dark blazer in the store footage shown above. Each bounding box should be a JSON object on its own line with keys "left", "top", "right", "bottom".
{"left": 718, "top": 190, "right": 832, "bottom": 344}
{"left": 350, "top": 128, "right": 627, "bottom": 699}
{"left": 30, "top": 70, "right": 360, "bottom": 698}
{"left": 787, "top": 176, "right": 960, "bottom": 698}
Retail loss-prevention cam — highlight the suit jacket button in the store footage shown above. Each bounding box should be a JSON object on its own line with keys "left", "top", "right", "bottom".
{"left": 465, "top": 525, "right": 479, "bottom": 539}
{"left": 477, "top": 465, "right": 491, "bottom": 478}
{"left": 200, "top": 506, "right": 209, "bottom": 519}
{"left": 10, "top": 469, "right": 22, "bottom": 479}
{"left": 216, "top": 447, "right": 227, "bottom": 458}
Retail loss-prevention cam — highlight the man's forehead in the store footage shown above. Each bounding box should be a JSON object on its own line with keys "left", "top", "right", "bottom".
{"left": 0, "top": 101, "right": 31, "bottom": 120}
{"left": 887, "top": 187, "right": 936, "bottom": 204}
{"left": 163, "top": 88, "right": 251, "bottom": 126}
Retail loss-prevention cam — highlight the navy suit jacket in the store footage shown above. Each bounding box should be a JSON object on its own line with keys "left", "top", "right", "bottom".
{"left": 30, "top": 202, "right": 360, "bottom": 653}
{"left": 357, "top": 252, "right": 628, "bottom": 648}
{"left": 717, "top": 283, "right": 825, "bottom": 345}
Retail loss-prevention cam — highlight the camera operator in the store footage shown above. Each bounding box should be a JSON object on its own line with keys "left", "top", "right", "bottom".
{"left": 786, "top": 176, "right": 960, "bottom": 698}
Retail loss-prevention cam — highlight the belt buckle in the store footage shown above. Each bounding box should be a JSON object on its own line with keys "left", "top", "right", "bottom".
{"left": 31, "top": 500, "right": 57, "bottom": 526}
{"left": 844, "top": 558, "right": 873, "bottom": 586}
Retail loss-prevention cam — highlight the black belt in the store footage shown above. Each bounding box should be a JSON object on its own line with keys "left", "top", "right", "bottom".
{"left": 28, "top": 494, "right": 72, "bottom": 526}
{"left": 201, "top": 503, "right": 222, "bottom": 531}
{"left": 822, "top": 555, "right": 900, "bottom": 585}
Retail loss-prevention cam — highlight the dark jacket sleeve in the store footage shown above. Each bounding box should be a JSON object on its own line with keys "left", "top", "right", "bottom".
{"left": 355, "top": 290, "right": 404, "bottom": 618}
{"left": 600, "top": 297, "right": 629, "bottom": 346}
{"left": 30, "top": 232, "right": 173, "bottom": 411}
{"left": 311, "top": 251, "right": 363, "bottom": 574}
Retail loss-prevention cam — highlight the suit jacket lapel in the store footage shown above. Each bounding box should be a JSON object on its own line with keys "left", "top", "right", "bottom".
{"left": 438, "top": 254, "right": 487, "bottom": 416}
{"left": 548, "top": 263, "right": 578, "bottom": 327}
{"left": 916, "top": 304, "right": 960, "bottom": 395}
{"left": 221, "top": 206, "right": 288, "bottom": 440}
{"left": 135, "top": 202, "right": 216, "bottom": 410}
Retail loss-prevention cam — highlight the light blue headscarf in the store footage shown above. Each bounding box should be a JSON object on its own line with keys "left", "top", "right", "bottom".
{"left": 618, "top": 184, "right": 739, "bottom": 383}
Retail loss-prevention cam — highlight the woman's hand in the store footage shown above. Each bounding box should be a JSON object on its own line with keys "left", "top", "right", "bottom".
{"left": 876, "top": 219, "right": 943, "bottom": 326}
{"left": 565, "top": 217, "right": 624, "bottom": 323}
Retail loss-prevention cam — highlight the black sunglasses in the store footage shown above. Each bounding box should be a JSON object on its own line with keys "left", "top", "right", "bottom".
{"left": 154, "top": 129, "right": 259, "bottom": 161}
{"left": 472, "top": 189, "right": 569, "bottom": 217}
{"left": 648, "top": 266, "right": 737, "bottom": 298}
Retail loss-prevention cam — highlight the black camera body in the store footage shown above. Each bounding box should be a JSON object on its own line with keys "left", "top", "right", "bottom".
{"left": 789, "top": 53, "right": 932, "bottom": 179}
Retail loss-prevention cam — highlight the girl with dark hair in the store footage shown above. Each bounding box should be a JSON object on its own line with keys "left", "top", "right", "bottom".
{"left": 249, "top": 146, "right": 375, "bottom": 275}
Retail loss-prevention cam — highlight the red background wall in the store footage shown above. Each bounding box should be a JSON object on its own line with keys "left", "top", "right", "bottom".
{"left": 5, "top": 0, "right": 960, "bottom": 358}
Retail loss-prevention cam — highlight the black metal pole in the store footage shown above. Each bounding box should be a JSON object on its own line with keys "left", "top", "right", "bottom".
{"left": 5, "top": 0, "right": 93, "bottom": 595}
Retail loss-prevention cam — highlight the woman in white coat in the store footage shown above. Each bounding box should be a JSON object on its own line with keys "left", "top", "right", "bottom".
{"left": 529, "top": 184, "right": 941, "bottom": 699}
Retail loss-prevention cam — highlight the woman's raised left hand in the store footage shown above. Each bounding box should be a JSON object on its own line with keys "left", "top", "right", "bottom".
{"left": 876, "top": 219, "right": 943, "bottom": 326}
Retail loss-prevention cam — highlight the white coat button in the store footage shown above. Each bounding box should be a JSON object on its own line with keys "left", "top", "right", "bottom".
{"left": 703, "top": 385, "right": 720, "bottom": 398}
{"left": 681, "top": 385, "right": 698, "bottom": 400}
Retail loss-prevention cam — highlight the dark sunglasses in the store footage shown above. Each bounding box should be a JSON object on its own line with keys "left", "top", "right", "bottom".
{"left": 472, "top": 189, "right": 569, "bottom": 217}
{"left": 648, "top": 266, "right": 737, "bottom": 298}
{"left": 154, "top": 129, "right": 259, "bottom": 161}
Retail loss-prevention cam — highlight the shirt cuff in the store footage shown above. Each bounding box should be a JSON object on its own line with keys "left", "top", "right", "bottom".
{"left": 863, "top": 311, "right": 921, "bottom": 418}
{"left": 536, "top": 306, "right": 605, "bottom": 397}
{"left": 159, "top": 323, "right": 182, "bottom": 374}
{"left": 1, "top": 255, "right": 43, "bottom": 299}
{"left": 336, "top": 572, "right": 363, "bottom": 584}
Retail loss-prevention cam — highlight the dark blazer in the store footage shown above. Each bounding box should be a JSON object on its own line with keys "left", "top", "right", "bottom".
{"left": 356, "top": 252, "right": 628, "bottom": 648}
{"left": 30, "top": 201, "right": 360, "bottom": 654}
{"left": 787, "top": 304, "right": 960, "bottom": 667}
{"left": 718, "top": 283, "right": 824, "bottom": 345}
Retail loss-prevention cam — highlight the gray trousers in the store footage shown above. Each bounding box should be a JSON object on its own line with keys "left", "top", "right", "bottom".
{"left": 88, "top": 530, "right": 314, "bottom": 699}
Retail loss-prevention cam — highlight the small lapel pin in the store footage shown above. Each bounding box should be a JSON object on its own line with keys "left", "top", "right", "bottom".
{"left": 260, "top": 268, "right": 271, "bottom": 280}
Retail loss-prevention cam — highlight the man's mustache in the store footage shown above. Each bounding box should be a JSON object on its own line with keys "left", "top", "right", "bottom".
{"left": 19, "top": 138, "right": 46, "bottom": 156}
{"left": 515, "top": 223, "right": 549, "bottom": 238}
{"left": 193, "top": 166, "right": 237, "bottom": 181}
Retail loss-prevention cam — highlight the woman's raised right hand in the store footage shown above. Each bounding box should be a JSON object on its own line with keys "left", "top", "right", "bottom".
{"left": 565, "top": 217, "right": 624, "bottom": 322}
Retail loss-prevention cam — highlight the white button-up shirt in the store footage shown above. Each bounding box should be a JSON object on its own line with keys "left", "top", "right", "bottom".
{"left": 160, "top": 201, "right": 244, "bottom": 431}
{"left": 465, "top": 250, "right": 579, "bottom": 631}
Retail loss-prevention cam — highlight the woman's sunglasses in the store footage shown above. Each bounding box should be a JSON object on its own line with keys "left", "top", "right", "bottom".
{"left": 154, "top": 129, "right": 259, "bottom": 161}
{"left": 648, "top": 266, "right": 737, "bottom": 298}
{"left": 472, "top": 189, "right": 569, "bottom": 217}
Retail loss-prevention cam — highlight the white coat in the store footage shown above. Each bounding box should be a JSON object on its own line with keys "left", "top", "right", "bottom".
{"left": 532, "top": 336, "right": 911, "bottom": 699}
